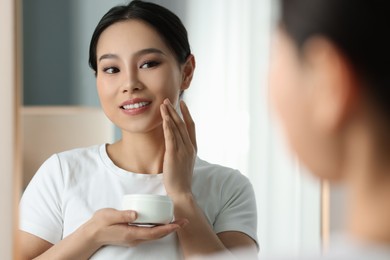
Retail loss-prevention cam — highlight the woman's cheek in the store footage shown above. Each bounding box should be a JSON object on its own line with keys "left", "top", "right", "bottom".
{"left": 269, "top": 57, "right": 306, "bottom": 159}
{"left": 159, "top": 82, "right": 182, "bottom": 105}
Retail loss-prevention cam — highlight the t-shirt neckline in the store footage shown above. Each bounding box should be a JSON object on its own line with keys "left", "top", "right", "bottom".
{"left": 98, "top": 143, "right": 164, "bottom": 180}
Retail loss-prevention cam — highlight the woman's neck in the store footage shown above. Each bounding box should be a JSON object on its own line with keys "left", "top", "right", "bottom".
{"left": 343, "top": 122, "right": 390, "bottom": 245}
{"left": 347, "top": 170, "right": 390, "bottom": 246}
{"left": 107, "top": 127, "right": 165, "bottom": 174}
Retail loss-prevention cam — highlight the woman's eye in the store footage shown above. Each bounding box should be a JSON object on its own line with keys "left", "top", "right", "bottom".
{"left": 103, "top": 67, "right": 120, "bottom": 74}
{"left": 140, "top": 61, "right": 161, "bottom": 69}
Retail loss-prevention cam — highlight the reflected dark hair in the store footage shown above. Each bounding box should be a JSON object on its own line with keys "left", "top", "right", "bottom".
{"left": 88, "top": 0, "right": 191, "bottom": 74}
{"left": 280, "top": 0, "right": 390, "bottom": 115}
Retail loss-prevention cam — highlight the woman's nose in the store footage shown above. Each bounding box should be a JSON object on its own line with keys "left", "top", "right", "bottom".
{"left": 122, "top": 83, "right": 143, "bottom": 93}
{"left": 122, "top": 73, "right": 143, "bottom": 93}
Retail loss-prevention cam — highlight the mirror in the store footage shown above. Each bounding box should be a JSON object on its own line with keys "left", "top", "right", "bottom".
{"left": 20, "top": 0, "right": 325, "bottom": 257}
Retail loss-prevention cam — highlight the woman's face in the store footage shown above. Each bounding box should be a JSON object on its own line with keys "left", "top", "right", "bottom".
{"left": 269, "top": 29, "right": 341, "bottom": 180}
{"left": 96, "top": 20, "right": 187, "bottom": 134}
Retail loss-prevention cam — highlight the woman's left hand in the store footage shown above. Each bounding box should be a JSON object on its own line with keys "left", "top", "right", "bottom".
{"left": 160, "top": 98, "right": 197, "bottom": 197}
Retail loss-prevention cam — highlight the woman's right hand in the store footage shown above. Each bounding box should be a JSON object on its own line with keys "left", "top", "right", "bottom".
{"left": 20, "top": 208, "right": 187, "bottom": 260}
{"left": 85, "top": 208, "right": 188, "bottom": 248}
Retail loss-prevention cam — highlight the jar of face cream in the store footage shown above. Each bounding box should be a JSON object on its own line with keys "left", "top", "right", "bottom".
{"left": 121, "top": 194, "right": 174, "bottom": 225}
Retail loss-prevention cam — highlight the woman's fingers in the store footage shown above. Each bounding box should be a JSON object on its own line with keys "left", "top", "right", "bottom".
{"left": 160, "top": 103, "right": 178, "bottom": 151}
{"left": 130, "top": 218, "right": 189, "bottom": 241}
{"left": 94, "top": 208, "right": 137, "bottom": 225}
{"left": 180, "top": 100, "right": 197, "bottom": 152}
{"left": 92, "top": 209, "right": 186, "bottom": 247}
{"left": 160, "top": 98, "right": 196, "bottom": 196}
{"left": 171, "top": 218, "right": 190, "bottom": 228}
{"left": 128, "top": 223, "right": 181, "bottom": 241}
{"left": 163, "top": 99, "right": 191, "bottom": 147}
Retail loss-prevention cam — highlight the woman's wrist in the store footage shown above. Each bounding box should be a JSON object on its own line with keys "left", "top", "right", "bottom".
{"left": 168, "top": 191, "right": 227, "bottom": 257}
{"left": 169, "top": 192, "right": 199, "bottom": 223}
{"left": 169, "top": 191, "right": 194, "bottom": 206}
{"left": 77, "top": 219, "right": 104, "bottom": 251}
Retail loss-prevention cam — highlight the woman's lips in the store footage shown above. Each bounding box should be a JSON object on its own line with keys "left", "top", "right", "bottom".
{"left": 120, "top": 99, "right": 152, "bottom": 115}
{"left": 121, "top": 101, "right": 151, "bottom": 110}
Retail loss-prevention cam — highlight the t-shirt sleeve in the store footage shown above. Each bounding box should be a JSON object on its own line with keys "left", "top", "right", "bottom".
{"left": 19, "top": 154, "right": 64, "bottom": 244}
{"left": 213, "top": 171, "right": 258, "bottom": 247}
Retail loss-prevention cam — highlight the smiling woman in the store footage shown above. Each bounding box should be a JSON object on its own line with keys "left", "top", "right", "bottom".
{"left": 18, "top": 1, "right": 258, "bottom": 259}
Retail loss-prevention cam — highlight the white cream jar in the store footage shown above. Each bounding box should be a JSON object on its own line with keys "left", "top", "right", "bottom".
{"left": 122, "top": 194, "right": 174, "bottom": 225}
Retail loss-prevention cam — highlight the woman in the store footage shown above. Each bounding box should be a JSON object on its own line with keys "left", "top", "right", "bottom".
{"left": 19, "top": 1, "right": 258, "bottom": 259}
{"left": 269, "top": 0, "right": 390, "bottom": 258}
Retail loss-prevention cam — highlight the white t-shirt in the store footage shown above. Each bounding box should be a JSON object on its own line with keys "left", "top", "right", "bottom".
{"left": 20, "top": 144, "right": 258, "bottom": 259}
{"left": 194, "top": 234, "right": 390, "bottom": 260}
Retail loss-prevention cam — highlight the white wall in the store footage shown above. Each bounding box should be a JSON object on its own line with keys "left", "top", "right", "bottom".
{"left": 0, "top": 0, "right": 18, "bottom": 259}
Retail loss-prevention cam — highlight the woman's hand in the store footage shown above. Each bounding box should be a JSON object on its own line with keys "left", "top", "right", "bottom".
{"left": 20, "top": 208, "right": 187, "bottom": 260}
{"left": 160, "top": 99, "right": 197, "bottom": 197}
{"left": 85, "top": 208, "right": 186, "bottom": 248}
{"left": 159, "top": 99, "right": 257, "bottom": 259}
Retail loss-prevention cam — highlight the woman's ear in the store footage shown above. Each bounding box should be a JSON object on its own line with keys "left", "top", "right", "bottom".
{"left": 301, "top": 37, "right": 359, "bottom": 133}
{"left": 180, "top": 54, "right": 196, "bottom": 91}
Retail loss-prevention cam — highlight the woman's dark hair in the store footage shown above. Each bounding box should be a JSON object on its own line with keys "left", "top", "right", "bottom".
{"left": 280, "top": 0, "right": 390, "bottom": 115}
{"left": 88, "top": 0, "right": 191, "bottom": 74}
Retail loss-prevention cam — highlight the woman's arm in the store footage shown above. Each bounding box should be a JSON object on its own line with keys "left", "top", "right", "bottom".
{"left": 19, "top": 223, "right": 100, "bottom": 260}
{"left": 172, "top": 193, "right": 258, "bottom": 258}
{"left": 20, "top": 209, "right": 185, "bottom": 260}
{"left": 160, "top": 99, "right": 257, "bottom": 258}
{"left": 218, "top": 231, "right": 258, "bottom": 256}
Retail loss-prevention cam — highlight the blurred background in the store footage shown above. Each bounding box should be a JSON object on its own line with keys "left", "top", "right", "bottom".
{"left": 21, "top": 0, "right": 325, "bottom": 256}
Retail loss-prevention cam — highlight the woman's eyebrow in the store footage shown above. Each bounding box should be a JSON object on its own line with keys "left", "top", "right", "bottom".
{"left": 98, "top": 48, "right": 166, "bottom": 62}
{"left": 98, "top": 53, "right": 119, "bottom": 62}
{"left": 134, "top": 48, "right": 166, "bottom": 57}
